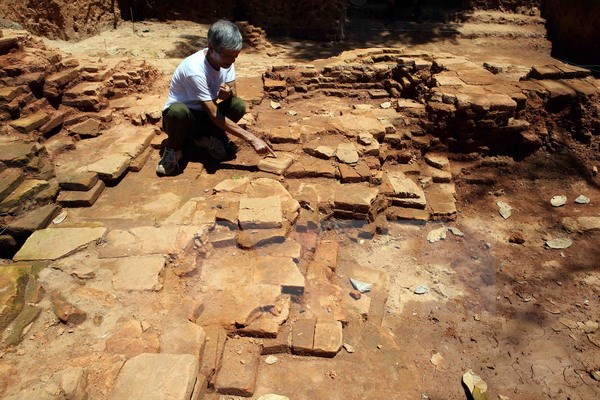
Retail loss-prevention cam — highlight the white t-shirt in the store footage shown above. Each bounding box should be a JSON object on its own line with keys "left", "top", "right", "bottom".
{"left": 163, "top": 48, "right": 236, "bottom": 110}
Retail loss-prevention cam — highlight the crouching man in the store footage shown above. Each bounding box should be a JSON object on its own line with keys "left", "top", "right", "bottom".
{"left": 157, "top": 19, "right": 274, "bottom": 176}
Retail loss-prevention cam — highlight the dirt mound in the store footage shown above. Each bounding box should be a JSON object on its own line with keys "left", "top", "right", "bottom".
{"left": 0, "top": 0, "right": 118, "bottom": 40}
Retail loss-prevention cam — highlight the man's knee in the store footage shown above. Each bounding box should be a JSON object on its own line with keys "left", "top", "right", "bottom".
{"left": 228, "top": 97, "right": 246, "bottom": 122}
{"left": 164, "top": 102, "right": 191, "bottom": 121}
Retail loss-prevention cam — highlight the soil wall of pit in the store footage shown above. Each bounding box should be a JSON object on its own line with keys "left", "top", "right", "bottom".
{"left": 0, "top": 0, "right": 119, "bottom": 40}
{"left": 542, "top": 0, "right": 600, "bottom": 66}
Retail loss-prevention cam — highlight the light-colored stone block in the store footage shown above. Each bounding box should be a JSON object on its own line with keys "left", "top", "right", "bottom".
{"left": 239, "top": 196, "right": 283, "bottom": 230}
{"left": 111, "top": 353, "right": 198, "bottom": 400}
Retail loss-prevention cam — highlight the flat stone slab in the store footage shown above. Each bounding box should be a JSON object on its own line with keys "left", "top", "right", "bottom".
{"left": 99, "top": 226, "right": 200, "bottom": 258}
{"left": 577, "top": 217, "right": 600, "bottom": 232}
{"left": 10, "top": 112, "right": 50, "bottom": 133}
{"left": 285, "top": 156, "right": 337, "bottom": 179}
{"left": 58, "top": 170, "right": 99, "bottom": 191}
{"left": 292, "top": 318, "right": 316, "bottom": 355}
{"left": 0, "top": 168, "right": 24, "bottom": 202}
{"left": 111, "top": 353, "right": 198, "bottom": 400}
{"left": 111, "top": 255, "right": 166, "bottom": 291}
{"left": 313, "top": 320, "right": 343, "bottom": 357}
{"left": 0, "top": 179, "right": 49, "bottom": 212}
{"left": 424, "top": 153, "right": 450, "bottom": 170}
{"left": 13, "top": 227, "right": 107, "bottom": 261}
{"left": 86, "top": 154, "right": 130, "bottom": 181}
{"left": 159, "top": 320, "right": 206, "bottom": 358}
{"left": 4, "top": 204, "right": 59, "bottom": 240}
{"left": 239, "top": 196, "right": 283, "bottom": 229}
{"left": 57, "top": 180, "right": 105, "bottom": 207}
{"left": 257, "top": 153, "right": 294, "bottom": 175}
{"left": 331, "top": 114, "right": 389, "bottom": 140}
{"left": 214, "top": 337, "right": 262, "bottom": 397}
{"left": 268, "top": 126, "right": 300, "bottom": 143}
{"left": 336, "top": 143, "right": 359, "bottom": 164}
{"left": 68, "top": 118, "right": 101, "bottom": 138}
{"left": 384, "top": 171, "right": 425, "bottom": 199}
{"left": 253, "top": 256, "right": 305, "bottom": 294}
{"left": 334, "top": 184, "right": 379, "bottom": 213}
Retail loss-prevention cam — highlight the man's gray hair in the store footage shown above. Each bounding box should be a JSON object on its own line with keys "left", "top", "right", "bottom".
{"left": 207, "top": 20, "right": 243, "bottom": 52}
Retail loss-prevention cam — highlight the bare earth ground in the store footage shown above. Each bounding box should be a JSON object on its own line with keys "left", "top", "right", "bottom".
{"left": 1, "top": 11, "right": 599, "bottom": 400}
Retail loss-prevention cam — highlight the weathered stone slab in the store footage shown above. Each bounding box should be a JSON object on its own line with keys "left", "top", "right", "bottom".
{"left": 268, "top": 126, "right": 300, "bottom": 143}
{"left": 252, "top": 256, "right": 305, "bottom": 294}
{"left": 303, "top": 144, "right": 336, "bottom": 159}
{"left": 58, "top": 171, "right": 99, "bottom": 191}
{"left": 529, "top": 65, "right": 563, "bottom": 79}
{"left": 129, "top": 146, "right": 153, "bottom": 172}
{"left": 427, "top": 192, "right": 457, "bottom": 221}
{"left": 0, "top": 179, "right": 49, "bottom": 212}
{"left": 40, "top": 111, "right": 65, "bottom": 137}
{"left": 68, "top": 118, "right": 102, "bottom": 138}
{"left": 0, "top": 265, "right": 30, "bottom": 331}
{"left": 159, "top": 320, "right": 206, "bottom": 358}
{"left": 334, "top": 184, "right": 379, "bottom": 213}
{"left": 384, "top": 171, "right": 424, "bottom": 199}
{"left": 109, "top": 126, "right": 156, "bottom": 159}
{"left": 386, "top": 207, "right": 428, "bottom": 224}
{"left": 0, "top": 168, "right": 24, "bottom": 202}
{"left": 331, "top": 114, "right": 388, "bottom": 140}
{"left": 99, "top": 226, "right": 200, "bottom": 258}
{"left": 9, "top": 111, "right": 49, "bottom": 133}
{"left": 4, "top": 204, "right": 59, "bottom": 240}
{"left": 111, "top": 255, "right": 165, "bottom": 291}
{"left": 111, "top": 353, "right": 198, "bottom": 400}
{"left": 0, "top": 142, "right": 35, "bottom": 167}
{"left": 214, "top": 337, "right": 262, "bottom": 397}
{"left": 257, "top": 153, "right": 294, "bottom": 175}
{"left": 291, "top": 318, "right": 315, "bottom": 355}
{"left": 105, "top": 319, "right": 159, "bottom": 356}
{"left": 577, "top": 217, "right": 600, "bottom": 232}
{"left": 336, "top": 142, "right": 359, "bottom": 164}
{"left": 0, "top": 86, "right": 27, "bottom": 102}
{"left": 13, "top": 227, "right": 107, "bottom": 261}
{"left": 200, "top": 325, "right": 227, "bottom": 381}
{"left": 284, "top": 156, "right": 337, "bottom": 179}
{"left": 424, "top": 153, "right": 450, "bottom": 170}
{"left": 239, "top": 196, "right": 283, "bottom": 230}
{"left": 86, "top": 154, "right": 130, "bottom": 182}
{"left": 313, "top": 320, "right": 343, "bottom": 357}
{"left": 538, "top": 80, "right": 577, "bottom": 99}
{"left": 57, "top": 180, "right": 105, "bottom": 207}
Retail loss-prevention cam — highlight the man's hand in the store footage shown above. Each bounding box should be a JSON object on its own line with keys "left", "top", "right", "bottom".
{"left": 250, "top": 137, "right": 276, "bottom": 157}
{"left": 218, "top": 83, "right": 232, "bottom": 101}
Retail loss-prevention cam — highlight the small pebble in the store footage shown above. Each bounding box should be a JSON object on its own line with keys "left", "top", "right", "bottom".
{"left": 550, "top": 195, "right": 567, "bottom": 207}
{"left": 349, "top": 290, "right": 361, "bottom": 300}
{"left": 414, "top": 285, "right": 429, "bottom": 295}
{"left": 343, "top": 343, "right": 355, "bottom": 353}
{"left": 574, "top": 195, "right": 590, "bottom": 204}
{"left": 265, "top": 355, "right": 278, "bottom": 365}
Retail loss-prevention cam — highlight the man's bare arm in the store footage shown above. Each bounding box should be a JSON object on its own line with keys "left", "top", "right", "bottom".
{"left": 200, "top": 99, "right": 275, "bottom": 156}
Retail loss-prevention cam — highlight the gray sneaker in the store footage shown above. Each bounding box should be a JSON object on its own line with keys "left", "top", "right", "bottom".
{"left": 195, "top": 136, "right": 228, "bottom": 160}
{"left": 156, "top": 147, "right": 182, "bottom": 176}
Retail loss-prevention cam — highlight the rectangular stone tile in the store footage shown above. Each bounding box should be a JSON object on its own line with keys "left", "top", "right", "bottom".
{"left": 111, "top": 255, "right": 165, "bottom": 291}
{"left": 200, "top": 325, "right": 227, "bottom": 382}
{"left": 261, "top": 322, "right": 292, "bottom": 354}
{"left": 58, "top": 171, "right": 99, "bottom": 191}
{"left": 334, "top": 184, "right": 379, "bottom": 214}
{"left": 4, "top": 204, "right": 59, "bottom": 240}
{"left": 129, "top": 146, "right": 153, "bottom": 172}
{"left": 257, "top": 153, "right": 294, "bottom": 175}
{"left": 112, "top": 353, "right": 198, "bottom": 400}
{"left": 0, "top": 179, "right": 49, "bottom": 213}
{"left": 99, "top": 226, "right": 198, "bottom": 258}
{"left": 57, "top": 180, "right": 105, "bottom": 207}
{"left": 385, "top": 207, "right": 429, "bottom": 224}
{"left": 9, "top": 111, "right": 50, "bottom": 133}
{"left": 0, "top": 168, "right": 24, "bottom": 202}
{"left": 291, "top": 318, "right": 315, "bottom": 355}
{"left": 13, "top": 227, "right": 107, "bottom": 261}
{"left": 214, "top": 337, "right": 262, "bottom": 397}
{"left": 238, "top": 196, "right": 283, "bottom": 230}
{"left": 0, "top": 142, "right": 35, "bottom": 167}
{"left": 252, "top": 256, "right": 305, "bottom": 295}
{"left": 86, "top": 154, "right": 130, "bottom": 182}
{"left": 313, "top": 320, "right": 343, "bottom": 357}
